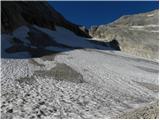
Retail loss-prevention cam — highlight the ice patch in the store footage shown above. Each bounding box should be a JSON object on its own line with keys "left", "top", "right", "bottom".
{"left": 12, "top": 25, "right": 30, "bottom": 45}
{"left": 1, "top": 34, "right": 13, "bottom": 51}
{"left": 1, "top": 34, "right": 28, "bottom": 58}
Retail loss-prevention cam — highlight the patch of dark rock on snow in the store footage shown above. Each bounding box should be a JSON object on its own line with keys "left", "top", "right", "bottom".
{"left": 27, "top": 27, "right": 55, "bottom": 48}
{"left": 5, "top": 40, "right": 58, "bottom": 58}
{"left": 12, "top": 37, "right": 24, "bottom": 44}
{"left": 28, "top": 48, "right": 56, "bottom": 58}
{"left": 109, "top": 39, "right": 121, "bottom": 50}
{"left": 27, "top": 27, "right": 74, "bottom": 49}
{"left": 34, "top": 63, "right": 84, "bottom": 83}
{"left": 4, "top": 37, "right": 28, "bottom": 55}
{"left": 15, "top": 76, "right": 37, "bottom": 87}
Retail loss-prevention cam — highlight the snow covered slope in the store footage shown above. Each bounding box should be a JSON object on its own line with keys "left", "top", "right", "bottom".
{"left": 1, "top": 25, "right": 114, "bottom": 58}
{"left": 1, "top": 25, "right": 159, "bottom": 119}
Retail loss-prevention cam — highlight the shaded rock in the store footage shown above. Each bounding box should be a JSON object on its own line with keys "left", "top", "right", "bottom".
{"left": 27, "top": 27, "right": 55, "bottom": 48}
{"left": 34, "top": 63, "right": 84, "bottom": 83}
{"left": 1, "top": 1, "right": 90, "bottom": 38}
{"left": 109, "top": 39, "right": 121, "bottom": 50}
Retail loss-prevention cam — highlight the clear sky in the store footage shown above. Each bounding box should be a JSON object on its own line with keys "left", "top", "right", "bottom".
{"left": 48, "top": 1, "right": 159, "bottom": 28}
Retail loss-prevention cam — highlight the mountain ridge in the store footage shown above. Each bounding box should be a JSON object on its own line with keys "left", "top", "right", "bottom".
{"left": 1, "top": 1, "right": 90, "bottom": 38}
{"left": 89, "top": 9, "right": 159, "bottom": 60}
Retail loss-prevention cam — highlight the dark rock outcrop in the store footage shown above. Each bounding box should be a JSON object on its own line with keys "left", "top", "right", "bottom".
{"left": 1, "top": 1, "right": 91, "bottom": 38}
{"left": 109, "top": 39, "right": 121, "bottom": 50}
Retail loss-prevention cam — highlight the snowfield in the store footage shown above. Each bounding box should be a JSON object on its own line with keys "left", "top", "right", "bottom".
{"left": 1, "top": 26, "right": 159, "bottom": 119}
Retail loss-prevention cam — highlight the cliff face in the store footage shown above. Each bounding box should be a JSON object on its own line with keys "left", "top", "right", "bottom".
{"left": 90, "top": 10, "right": 159, "bottom": 60}
{"left": 1, "top": 1, "right": 90, "bottom": 37}
{"left": 110, "top": 10, "right": 158, "bottom": 26}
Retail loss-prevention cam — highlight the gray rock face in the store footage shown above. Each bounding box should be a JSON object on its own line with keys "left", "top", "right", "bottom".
{"left": 89, "top": 10, "right": 159, "bottom": 60}
{"left": 1, "top": 1, "right": 91, "bottom": 38}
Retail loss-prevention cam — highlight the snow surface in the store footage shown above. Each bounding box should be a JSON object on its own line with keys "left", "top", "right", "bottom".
{"left": 1, "top": 25, "right": 159, "bottom": 119}
{"left": 1, "top": 34, "right": 31, "bottom": 58}
{"left": 1, "top": 34, "right": 12, "bottom": 51}
{"left": 12, "top": 25, "right": 31, "bottom": 45}
{"left": 34, "top": 25, "right": 109, "bottom": 49}
{"left": 1, "top": 25, "right": 111, "bottom": 59}
{"left": 33, "top": 25, "right": 93, "bottom": 48}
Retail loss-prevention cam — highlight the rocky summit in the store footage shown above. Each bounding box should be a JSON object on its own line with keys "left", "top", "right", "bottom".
{"left": 1, "top": 1, "right": 159, "bottom": 119}
{"left": 1, "top": 1, "right": 90, "bottom": 37}
{"left": 89, "top": 10, "right": 159, "bottom": 61}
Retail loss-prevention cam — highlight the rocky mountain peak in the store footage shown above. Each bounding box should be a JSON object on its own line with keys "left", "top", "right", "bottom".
{"left": 89, "top": 9, "right": 159, "bottom": 60}
{"left": 111, "top": 9, "right": 159, "bottom": 26}
{"left": 1, "top": 1, "right": 91, "bottom": 38}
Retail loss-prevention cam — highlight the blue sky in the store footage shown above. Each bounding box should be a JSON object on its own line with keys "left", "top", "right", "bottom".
{"left": 48, "top": 1, "right": 159, "bottom": 28}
